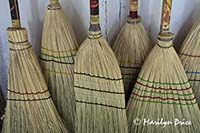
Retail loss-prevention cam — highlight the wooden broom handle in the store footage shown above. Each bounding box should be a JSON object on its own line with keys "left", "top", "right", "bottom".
{"left": 129, "top": 0, "right": 138, "bottom": 19}
{"left": 90, "top": 0, "right": 100, "bottom": 25}
{"left": 160, "top": 0, "right": 172, "bottom": 33}
{"left": 8, "top": 0, "right": 21, "bottom": 28}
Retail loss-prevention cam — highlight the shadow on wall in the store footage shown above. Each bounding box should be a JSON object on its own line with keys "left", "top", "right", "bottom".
{"left": 0, "top": 35, "right": 8, "bottom": 98}
{"left": 108, "top": 20, "right": 120, "bottom": 47}
{"left": 174, "top": 12, "right": 194, "bottom": 51}
{"left": 28, "top": 0, "right": 44, "bottom": 56}
{"left": 173, "top": 0, "right": 197, "bottom": 51}
{"left": 174, "top": 0, "right": 200, "bottom": 51}
{"left": 62, "top": 0, "right": 87, "bottom": 45}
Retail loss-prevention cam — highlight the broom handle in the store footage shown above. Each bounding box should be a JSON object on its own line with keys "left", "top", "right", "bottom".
{"left": 129, "top": 0, "right": 138, "bottom": 19}
{"left": 89, "top": 0, "right": 101, "bottom": 32}
{"left": 50, "top": 0, "right": 59, "bottom": 4}
{"left": 160, "top": 0, "right": 172, "bottom": 33}
{"left": 8, "top": 0, "right": 21, "bottom": 28}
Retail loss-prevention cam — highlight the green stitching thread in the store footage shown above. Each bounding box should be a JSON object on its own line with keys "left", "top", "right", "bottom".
{"left": 134, "top": 87, "right": 193, "bottom": 97}
{"left": 131, "top": 97, "right": 197, "bottom": 105}
{"left": 41, "top": 53, "right": 76, "bottom": 59}
{"left": 138, "top": 77, "right": 189, "bottom": 86}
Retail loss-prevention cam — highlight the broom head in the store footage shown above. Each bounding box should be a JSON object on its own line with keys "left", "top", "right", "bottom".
{"left": 127, "top": 32, "right": 200, "bottom": 132}
{"left": 74, "top": 33, "right": 128, "bottom": 132}
{"left": 3, "top": 27, "right": 68, "bottom": 133}
{"left": 112, "top": 16, "right": 152, "bottom": 103}
{"left": 179, "top": 19, "right": 200, "bottom": 107}
{"left": 40, "top": 2, "right": 78, "bottom": 132}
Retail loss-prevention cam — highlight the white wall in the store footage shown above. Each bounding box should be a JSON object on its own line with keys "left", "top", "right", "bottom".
{"left": 0, "top": 0, "right": 200, "bottom": 96}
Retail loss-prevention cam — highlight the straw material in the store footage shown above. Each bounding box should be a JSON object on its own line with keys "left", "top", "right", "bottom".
{"left": 40, "top": 2, "right": 78, "bottom": 132}
{"left": 112, "top": 17, "right": 152, "bottom": 102}
{"left": 179, "top": 19, "right": 200, "bottom": 107}
{"left": 2, "top": 28, "right": 68, "bottom": 133}
{"left": 74, "top": 36, "right": 128, "bottom": 133}
{"left": 127, "top": 34, "right": 200, "bottom": 132}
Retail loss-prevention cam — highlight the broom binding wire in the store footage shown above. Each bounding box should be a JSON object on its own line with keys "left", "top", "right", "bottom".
{"left": 157, "top": 32, "right": 174, "bottom": 48}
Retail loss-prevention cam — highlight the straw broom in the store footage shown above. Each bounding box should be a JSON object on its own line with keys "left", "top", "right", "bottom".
{"left": 179, "top": 19, "right": 200, "bottom": 107}
{"left": 40, "top": 0, "right": 78, "bottom": 131}
{"left": 2, "top": 0, "right": 68, "bottom": 132}
{"left": 127, "top": 0, "right": 200, "bottom": 132}
{"left": 112, "top": 0, "right": 152, "bottom": 103}
{"left": 74, "top": 0, "right": 128, "bottom": 132}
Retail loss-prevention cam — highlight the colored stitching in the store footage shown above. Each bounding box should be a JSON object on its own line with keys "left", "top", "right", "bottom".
{"left": 138, "top": 77, "right": 189, "bottom": 86}
{"left": 136, "top": 81, "right": 191, "bottom": 91}
{"left": 7, "top": 89, "right": 49, "bottom": 95}
{"left": 41, "top": 47, "right": 77, "bottom": 53}
{"left": 40, "top": 57, "right": 74, "bottom": 65}
{"left": 8, "top": 40, "right": 28, "bottom": 44}
{"left": 131, "top": 97, "right": 197, "bottom": 105}
{"left": 134, "top": 87, "right": 193, "bottom": 97}
{"left": 179, "top": 52, "right": 200, "bottom": 58}
{"left": 74, "top": 79, "right": 123, "bottom": 88}
{"left": 74, "top": 72, "right": 122, "bottom": 81}
{"left": 119, "top": 61, "right": 141, "bottom": 65}
{"left": 41, "top": 53, "right": 76, "bottom": 59}
{"left": 120, "top": 66, "right": 141, "bottom": 69}
{"left": 10, "top": 45, "right": 32, "bottom": 51}
{"left": 186, "top": 71, "right": 200, "bottom": 75}
{"left": 44, "top": 69, "right": 72, "bottom": 75}
{"left": 189, "top": 79, "right": 200, "bottom": 82}
{"left": 74, "top": 85, "right": 124, "bottom": 94}
{"left": 76, "top": 100, "right": 125, "bottom": 109}
{"left": 48, "top": 6, "right": 61, "bottom": 10}
{"left": 7, "top": 96, "right": 51, "bottom": 102}
{"left": 133, "top": 93, "right": 196, "bottom": 101}
{"left": 122, "top": 73, "right": 138, "bottom": 76}
{"left": 157, "top": 43, "right": 173, "bottom": 49}
{"left": 123, "top": 77, "right": 137, "bottom": 80}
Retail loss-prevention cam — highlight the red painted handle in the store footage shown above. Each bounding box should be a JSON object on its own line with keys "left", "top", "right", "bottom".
{"left": 129, "top": 0, "right": 138, "bottom": 19}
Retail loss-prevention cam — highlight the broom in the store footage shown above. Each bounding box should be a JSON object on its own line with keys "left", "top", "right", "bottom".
{"left": 2, "top": 0, "right": 68, "bottom": 132}
{"left": 74, "top": 0, "right": 128, "bottom": 132}
{"left": 179, "top": 19, "right": 200, "bottom": 107}
{"left": 127, "top": 0, "right": 200, "bottom": 132}
{"left": 112, "top": 0, "right": 152, "bottom": 103}
{"left": 40, "top": 0, "right": 78, "bottom": 131}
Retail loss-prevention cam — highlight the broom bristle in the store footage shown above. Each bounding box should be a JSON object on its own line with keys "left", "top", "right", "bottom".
{"left": 127, "top": 34, "right": 200, "bottom": 132}
{"left": 112, "top": 17, "right": 152, "bottom": 103}
{"left": 179, "top": 19, "right": 200, "bottom": 107}
{"left": 40, "top": 3, "right": 78, "bottom": 132}
{"left": 74, "top": 36, "right": 128, "bottom": 132}
{"left": 3, "top": 28, "right": 68, "bottom": 133}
